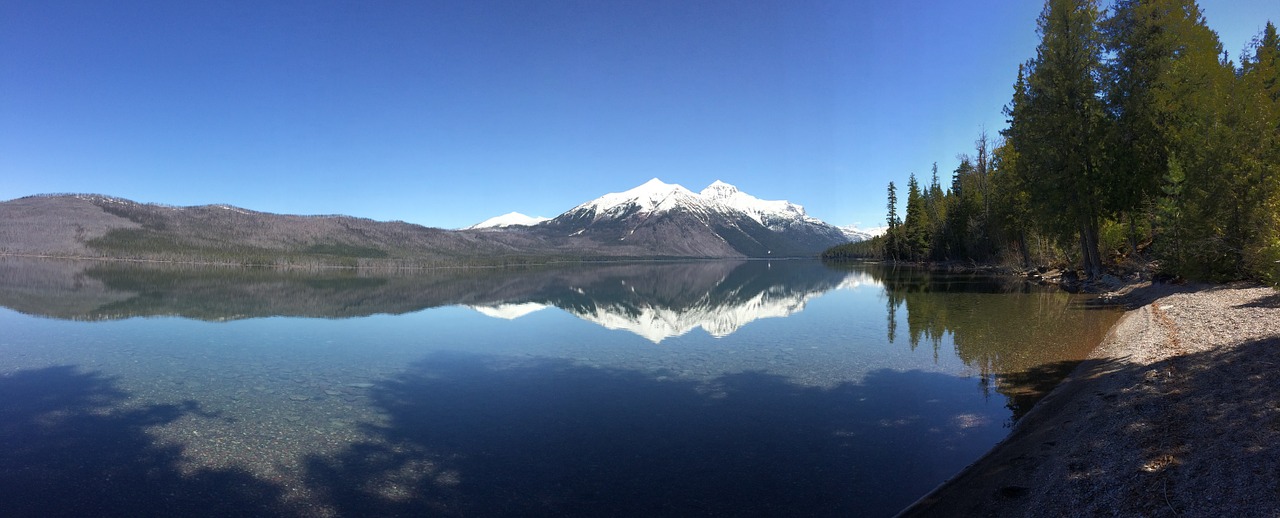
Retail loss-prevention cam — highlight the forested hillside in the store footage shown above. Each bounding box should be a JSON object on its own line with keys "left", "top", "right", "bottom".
{"left": 827, "top": 0, "right": 1279, "bottom": 285}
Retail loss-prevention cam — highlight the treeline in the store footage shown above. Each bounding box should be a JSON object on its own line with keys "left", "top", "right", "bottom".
{"left": 828, "top": 0, "right": 1279, "bottom": 284}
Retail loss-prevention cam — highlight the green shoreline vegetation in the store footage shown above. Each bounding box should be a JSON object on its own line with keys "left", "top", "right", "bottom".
{"left": 826, "top": 0, "right": 1279, "bottom": 288}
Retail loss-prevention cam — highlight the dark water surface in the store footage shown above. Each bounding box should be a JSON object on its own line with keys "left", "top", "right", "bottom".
{"left": 0, "top": 257, "right": 1119, "bottom": 517}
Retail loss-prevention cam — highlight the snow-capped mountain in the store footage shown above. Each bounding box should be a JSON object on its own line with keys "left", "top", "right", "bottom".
{"left": 837, "top": 225, "right": 887, "bottom": 243}
{"left": 465, "top": 211, "right": 550, "bottom": 230}
{"left": 560, "top": 287, "right": 820, "bottom": 343}
{"left": 568, "top": 178, "right": 704, "bottom": 218}
{"left": 699, "top": 180, "right": 824, "bottom": 230}
{"left": 559, "top": 178, "right": 820, "bottom": 228}
{"left": 464, "top": 260, "right": 853, "bottom": 343}
{"left": 540, "top": 178, "right": 848, "bottom": 257}
{"left": 468, "top": 302, "right": 550, "bottom": 319}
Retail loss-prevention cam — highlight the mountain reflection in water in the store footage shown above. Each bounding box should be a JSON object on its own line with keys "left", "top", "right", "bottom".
{"left": 0, "top": 256, "right": 1118, "bottom": 408}
{"left": 0, "top": 258, "right": 854, "bottom": 341}
{"left": 0, "top": 257, "right": 1119, "bottom": 516}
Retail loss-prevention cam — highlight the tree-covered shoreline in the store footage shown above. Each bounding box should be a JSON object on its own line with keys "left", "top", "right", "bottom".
{"left": 828, "top": 0, "right": 1279, "bottom": 286}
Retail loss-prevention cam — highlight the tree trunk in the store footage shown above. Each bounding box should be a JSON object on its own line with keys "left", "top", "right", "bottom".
{"left": 1085, "top": 214, "right": 1105, "bottom": 278}
{"left": 1018, "top": 231, "right": 1032, "bottom": 268}
{"left": 1079, "top": 216, "right": 1103, "bottom": 279}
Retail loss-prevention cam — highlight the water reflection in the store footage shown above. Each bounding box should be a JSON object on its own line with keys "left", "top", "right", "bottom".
{"left": 0, "top": 257, "right": 1120, "bottom": 516}
{"left": 833, "top": 263, "right": 1121, "bottom": 419}
{"left": 0, "top": 257, "right": 1116, "bottom": 415}
{"left": 467, "top": 260, "right": 856, "bottom": 342}
{"left": 0, "top": 257, "right": 853, "bottom": 342}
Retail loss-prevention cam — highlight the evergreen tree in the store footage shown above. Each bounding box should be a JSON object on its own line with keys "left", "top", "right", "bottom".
{"left": 1102, "top": 0, "right": 1171, "bottom": 221}
{"left": 886, "top": 182, "right": 901, "bottom": 261}
{"left": 926, "top": 163, "right": 947, "bottom": 259}
{"left": 1235, "top": 21, "right": 1280, "bottom": 282}
{"left": 990, "top": 140, "right": 1035, "bottom": 266}
{"left": 1012, "top": 0, "right": 1108, "bottom": 277}
{"left": 998, "top": 64, "right": 1039, "bottom": 266}
{"left": 823, "top": 2, "right": 1279, "bottom": 286}
{"left": 943, "top": 158, "right": 977, "bottom": 260}
{"left": 903, "top": 173, "right": 931, "bottom": 260}
{"left": 1137, "top": 1, "right": 1236, "bottom": 279}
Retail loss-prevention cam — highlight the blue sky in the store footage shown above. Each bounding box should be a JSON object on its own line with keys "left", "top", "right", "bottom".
{"left": 2, "top": 1, "right": 1275, "bottom": 230}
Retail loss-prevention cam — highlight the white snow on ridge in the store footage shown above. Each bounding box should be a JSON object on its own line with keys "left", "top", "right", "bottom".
{"left": 468, "top": 302, "right": 550, "bottom": 319}
{"left": 838, "top": 225, "right": 887, "bottom": 242}
{"left": 469, "top": 290, "right": 817, "bottom": 343}
{"left": 571, "top": 290, "right": 816, "bottom": 343}
{"left": 573, "top": 178, "right": 703, "bottom": 217}
{"left": 466, "top": 211, "right": 551, "bottom": 230}
{"left": 567, "top": 178, "right": 825, "bottom": 230}
{"left": 698, "top": 180, "right": 819, "bottom": 227}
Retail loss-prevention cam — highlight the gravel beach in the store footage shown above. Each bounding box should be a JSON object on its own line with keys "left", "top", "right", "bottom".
{"left": 901, "top": 282, "right": 1280, "bottom": 517}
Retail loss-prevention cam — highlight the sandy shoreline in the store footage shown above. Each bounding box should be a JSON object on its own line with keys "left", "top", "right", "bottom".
{"left": 900, "top": 282, "right": 1280, "bottom": 517}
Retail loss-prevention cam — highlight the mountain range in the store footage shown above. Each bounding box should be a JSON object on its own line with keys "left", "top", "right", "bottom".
{"left": 0, "top": 179, "right": 867, "bottom": 266}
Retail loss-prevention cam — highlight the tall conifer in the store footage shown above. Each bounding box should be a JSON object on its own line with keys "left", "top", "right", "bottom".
{"left": 1013, "top": 0, "right": 1108, "bottom": 277}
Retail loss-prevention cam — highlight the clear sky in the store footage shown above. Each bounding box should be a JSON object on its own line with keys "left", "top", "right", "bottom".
{"left": 2, "top": 1, "right": 1275, "bottom": 230}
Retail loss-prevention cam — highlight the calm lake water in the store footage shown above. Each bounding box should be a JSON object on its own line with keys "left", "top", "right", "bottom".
{"left": 0, "top": 257, "right": 1119, "bottom": 517}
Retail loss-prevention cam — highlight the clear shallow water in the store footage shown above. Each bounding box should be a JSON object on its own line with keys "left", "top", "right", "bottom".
{"left": 0, "top": 258, "right": 1118, "bottom": 517}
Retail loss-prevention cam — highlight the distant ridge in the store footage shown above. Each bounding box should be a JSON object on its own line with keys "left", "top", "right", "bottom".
{"left": 1, "top": 181, "right": 858, "bottom": 266}
{"left": 837, "top": 225, "right": 887, "bottom": 243}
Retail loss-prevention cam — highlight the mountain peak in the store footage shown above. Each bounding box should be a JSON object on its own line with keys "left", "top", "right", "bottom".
{"left": 837, "top": 224, "right": 887, "bottom": 242}
{"left": 541, "top": 178, "right": 848, "bottom": 257}
{"left": 627, "top": 178, "right": 688, "bottom": 197}
{"left": 700, "top": 180, "right": 740, "bottom": 198}
{"left": 576, "top": 178, "right": 699, "bottom": 216}
{"left": 466, "top": 211, "right": 550, "bottom": 230}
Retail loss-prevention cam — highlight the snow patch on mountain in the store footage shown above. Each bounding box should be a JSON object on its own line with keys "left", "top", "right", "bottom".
{"left": 571, "top": 178, "right": 704, "bottom": 218}
{"left": 466, "top": 211, "right": 550, "bottom": 230}
{"left": 571, "top": 290, "right": 816, "bottom": 343}
{"left": 565, "top": 178, "right": 825, "bottom": 230}
{"left": 837, "top": 269, "right": 882, "bottom": 290}
{"left": 698, "top": 180, "right": 820, "bottom": 229}
{"left": 838, "top": 225, "right": 887, "bottom": 242}
{"left": 469, "top": 302, "right": 550, "bottom": 319}
{"left": 469, "top": 289, "right": 819, "bottom": 343}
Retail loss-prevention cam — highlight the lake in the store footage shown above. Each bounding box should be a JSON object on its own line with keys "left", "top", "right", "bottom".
{"left": 0, "top": 257, "right": 1119, "bottom": 517}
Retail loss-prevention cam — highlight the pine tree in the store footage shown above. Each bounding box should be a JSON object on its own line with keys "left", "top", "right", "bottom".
{"left": 999, "top": 64, "right": 1038, "bottom": 266}
{"left": 1138, "top": 1, "right": 1236, "bottom": 279}
{"left": 926, "top": 163, "right": 947, "bottom": 259}
{"left": 886, "top": 182, "right": 900, "bottom": 261}
{"left": 1013, "top": 0, "right": 1108, "bottom": 278}
{"left": 903, "top": 173, "right": 931, "bottom": 260}
{"left": 1102, "top": 0, "right": 1170, "bottom": 220}
{"left": 1236, "top": 21, "right": 1280, "bottom": 283}
{"left": 944, "top": 158, "right": 977, "bottom": 260}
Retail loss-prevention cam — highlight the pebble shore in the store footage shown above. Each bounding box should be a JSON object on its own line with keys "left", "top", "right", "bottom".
{"left": 901, "top": 282, "right": 1280, "bottom": 517}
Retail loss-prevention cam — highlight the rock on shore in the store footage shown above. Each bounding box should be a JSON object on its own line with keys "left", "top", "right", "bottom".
{"left": 900, "top": 282, "right": 1280, "bottom": 517}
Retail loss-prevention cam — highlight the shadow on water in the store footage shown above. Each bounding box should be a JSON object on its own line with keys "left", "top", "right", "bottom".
{"left": 0, "top": 366, "right": 295, "bottom": 517}
{"left": 303, "top": 352, "right": 1005, "bottom": 517}
{"left": 995, "top": 360, "right": 1084, "bottom": 421}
